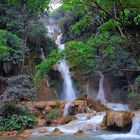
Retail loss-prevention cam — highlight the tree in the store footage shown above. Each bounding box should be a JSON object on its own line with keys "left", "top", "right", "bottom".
{"left": 8, "top": 0, "right": 50, "bottom": 48}
{"left": 7, "top": 0, "right": 51, "bottom": 71}
{"left": 35, "top": 0, "right": 140, "bottom": 87}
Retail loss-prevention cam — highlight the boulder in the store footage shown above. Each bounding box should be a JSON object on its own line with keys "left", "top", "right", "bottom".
{"left": 37, "top": 118, "right": 46, "bottom": 127}
{"left": 35, "top": 102, "right": 46, "bottom": 109}
{"left": 73, "top": 100, "right": 86, "bottom": 106}
{"left": 46, "top": 101, "right": 59, "bottom": 107}
{"left": 74, "top": 130, "right": 84, "bottom": 136}
{"left": 39, "top": 128, "right": 47, "bottom": 133}
{"left": 100, "top": 110, "right": 134, "bottom": 131}
{"left": 52, "top": 116, "right": 76, "bottom": 125}
{"left": 44, "top": 106, "right": 52, "bottom": 113}
{"left": 86, "top": 98, "right": 109, "bottom": 112}
{"left": 19, "top": 129, "right": 32, "bottom": 138}
{"left": 1, "top": 130, "right": 18, "bottom": 137}
{"left": 50, "top": 128, "right": 63, "bottom": 135}
{"left": 72, "top": 100, "right": 89, "bottom": 114}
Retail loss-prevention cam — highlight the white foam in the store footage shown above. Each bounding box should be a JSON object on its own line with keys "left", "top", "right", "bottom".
{"left": 99, "top": 134, "right": 140, "bottom": 140}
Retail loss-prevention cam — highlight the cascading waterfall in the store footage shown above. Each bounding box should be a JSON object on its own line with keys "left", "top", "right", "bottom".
{"left": 47, "top": 19, "right": 76, "bottom": 116}
{"left": 96, "top": 72, "right": 107, "bottom": 104}
{"left": 33, "top": 28, "right": 140, "bottom": 140}
{"left": 36, "top": 13, "right": 140, "bottom": 139}
{"left": 55, "top": 33, "right": 76, "bottom": 116}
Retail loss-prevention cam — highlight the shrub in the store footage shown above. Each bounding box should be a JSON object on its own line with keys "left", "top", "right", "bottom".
{"left": 0, "top": 104, "right": 36, "bottom": 131}
{"left": 45, "top": 108, "right": 60, "bottom": 122}
{"left": 0, "top": 29, "right": 25, "bottom": 64}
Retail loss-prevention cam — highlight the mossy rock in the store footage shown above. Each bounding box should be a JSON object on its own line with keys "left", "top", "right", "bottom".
{"left": 50, "top": 128, "right": 63, "bottom": 135}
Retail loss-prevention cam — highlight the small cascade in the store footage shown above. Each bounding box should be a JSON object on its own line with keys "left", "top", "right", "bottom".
{"left": 107, "top": 103, "right": 128, "bottom": 111}
{"left": 130, "top": 114, "right": 140, "bottom": 135}
{"left": 96, "top": 72, "right": 107, "bottom": 104}
{"left": 47, "top": 18, "right": 60, "bottom": 39}
{"left": 63, "top": 101, "right": 72, "bottom": 117}
{"left": 40, "top": 48, "right": 45, "bottom": 61}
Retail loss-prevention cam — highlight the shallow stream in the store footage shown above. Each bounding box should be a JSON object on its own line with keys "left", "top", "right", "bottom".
{"left": 28, "top": 131, "right": 140, "bottom": 140}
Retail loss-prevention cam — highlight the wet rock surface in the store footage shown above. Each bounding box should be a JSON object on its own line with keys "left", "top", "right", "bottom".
{"left": 100, "top": 110, "right": 134, "bottom": 131}
{"left": 39, "top": 128, "right": 47, "bottom": 133}
{"left": 74, "top": 130, "right": 85, "bottom": 136}
{"left": 19, "top": 129, "right": 32, "bottom": 138}
{"left": 0, "top": 97, "right": 135, "bottom": 136}
{"left": 86, "top": 98, "right": 109, "bottom": 112}
{"left": 50, "top": 128, "right": 63, "bottom": 135}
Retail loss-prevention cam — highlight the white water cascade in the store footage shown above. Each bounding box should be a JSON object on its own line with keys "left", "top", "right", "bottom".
{"left": 130, "top": 114, "right": 140, "bottom": 135}
{"left": 55, "top": 33, "right": 76, "bottom": 116}
{"left": 46, "top": 18, "right": 76, "bottom": 105}
{"left": 32, "top": 26, "right": 140, "bottom": 140}
{"left": 33, "top": 11, "right": 140, "bottom": 139}
{"left": 96, "top": 72, "right": 129, "bottom": 111}
{"left": 99, "top": 114, "right": 140, "bottom": 140}
{"left": 96, "top": 72, "right": 107, "bottom": 104}
{"left": 40, "top": 48, "right": 45, "bottom": 61}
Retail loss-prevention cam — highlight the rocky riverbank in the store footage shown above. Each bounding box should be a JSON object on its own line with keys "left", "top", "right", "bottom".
{"left": 0, "top": 97, "right": 136, "bottom": 138}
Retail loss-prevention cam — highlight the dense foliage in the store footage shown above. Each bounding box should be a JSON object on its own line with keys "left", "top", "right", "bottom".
{"left": 0, "top": 105, "right": 36, "bottom": 131}
{"left": 0, "top": 29, "right": 24, "bottom": 64}
{"left": 35, "top": 0, "right": 140, "bottom": 102}
{"left": 0, "top": 0, "right": 55, "bottom": 76}
{"left": 38, "top": 0, "right": 140, "bottom": 72}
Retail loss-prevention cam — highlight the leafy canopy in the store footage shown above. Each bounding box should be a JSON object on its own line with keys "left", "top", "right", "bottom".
{"left": 0, "top": 29, "right": 25, "bottom": 64}
{"left": 8, "top": 0, "right": 51, "bottom": 13}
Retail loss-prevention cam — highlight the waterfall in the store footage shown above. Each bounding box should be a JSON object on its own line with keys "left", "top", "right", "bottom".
{"left": 40, "top": 48, "right": 45, "bottom": 61}
{"left": 55, "top": 34, "right": 76, "bottom": 101}
{"left": 130, "top": 114, "right": 140, "bottom": 135}
{"left": 55, "top": 34, "right": 76, "bottom": 116}
{"left": 47, "top": 19, "right": 76, "bottom": 115}
{"left": 96, "top": 72, "right": 107, "bottom": 104}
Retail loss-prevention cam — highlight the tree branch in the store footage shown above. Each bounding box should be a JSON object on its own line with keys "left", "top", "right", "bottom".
{"left": 95, "top": 55, "right": 140, "bottom": 72}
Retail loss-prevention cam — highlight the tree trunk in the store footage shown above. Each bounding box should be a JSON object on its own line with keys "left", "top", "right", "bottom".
{"left": 20, "top": 0, "right": 28, "bottom": 73}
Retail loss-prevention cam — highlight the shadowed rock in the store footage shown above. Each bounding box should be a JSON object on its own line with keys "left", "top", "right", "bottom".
{"left": 0, "top": 75, "right": 36, "bottom": 103}
{"left": 86, "top": 98, "right": 109, "bottom": 112}
{"left": 100, "top": 110, "right": 134, "bottom": 131}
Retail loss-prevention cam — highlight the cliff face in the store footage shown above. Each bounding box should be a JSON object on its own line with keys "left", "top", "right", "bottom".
{"left": 36, "top": 77, "right": 53, "bottom": 100}
{"left": 0, "top": 75, "right": 36, "bottom": 103}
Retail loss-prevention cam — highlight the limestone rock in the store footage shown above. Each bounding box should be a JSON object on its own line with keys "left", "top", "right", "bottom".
{"left": 39, "top": 128, "right": 47, "bottom": 133}
{"left": 50, "top": 128, "right": 63, "bottom": 135}
{"left": 100, "top": 110, "right": 134, "bottom": 131}
{"left": 44, "top": 106, "right": 52, "bottom": 113}
{"left": 54, "top": 116, "right": 76, "bottom": 125}
{"left": 35, "top": 102, "right": 46, "bottom": 109}
{"left": 86, "top": 98, "right": 109, "bottom": 112}
{"left": 74, "top": 130, "right": 84, "bottom": 136}
{"left": 37, "top": 118, "right": 46, "bottom": 127}
{"left": 1, "top": 130, "right": 18, "bottom": 137}
{"left": 19, "top": 129, "right": 32, "bottom": 138}
{"left": 73, "top": 100, "right": 86, "bottom": 106}
{"left": 46, "top": 101, "right": 58, "bottom": 107}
